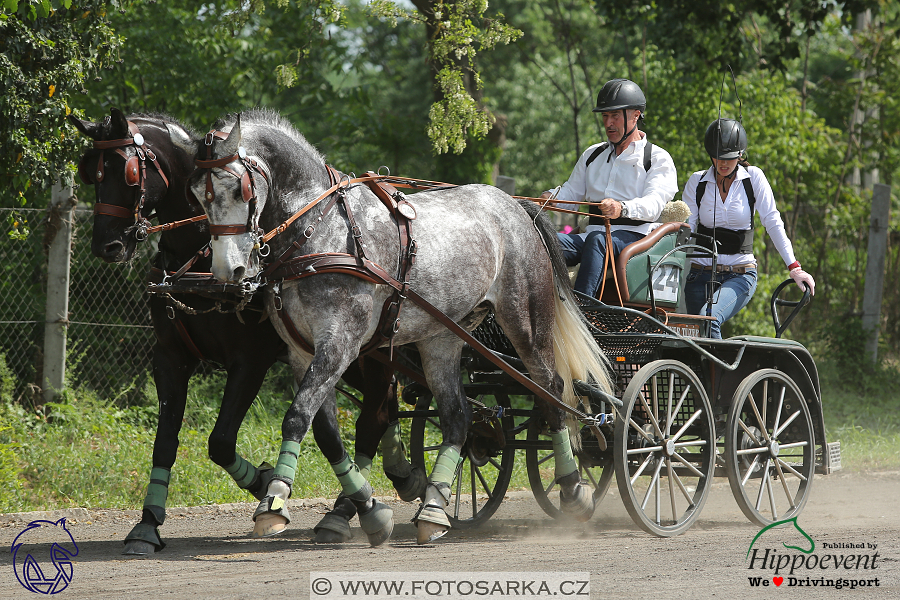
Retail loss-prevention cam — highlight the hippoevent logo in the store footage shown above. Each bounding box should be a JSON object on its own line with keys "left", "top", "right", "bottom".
{"left": 745, "top": 517, "right": 880, "bottom": 590}
{"left": 11, "top": 518, "right": 79, "bottom": 594}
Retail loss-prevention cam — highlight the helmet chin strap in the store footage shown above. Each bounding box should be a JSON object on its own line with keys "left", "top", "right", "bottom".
{"left": 609, "top": 109, "right": 639, "bottom": 157}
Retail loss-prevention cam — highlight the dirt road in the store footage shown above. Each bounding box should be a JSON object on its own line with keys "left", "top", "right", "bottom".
{"left": 2, "top": 471, "right": 898, "bottom": 599}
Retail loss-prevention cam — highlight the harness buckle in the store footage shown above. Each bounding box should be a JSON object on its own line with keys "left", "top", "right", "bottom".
{"left": 205, "top": 132, "right": 215, "bottom": 146}
{"left": 351, "top": 225, "right": 362, "bottom": 238}
{"left": 134, "top": 221, "right": 149, "bottom": 242}
{"left": 145, "top": 148, "right": 157, "bottom": 161}
{"left": 166, "top": 305, "right": 175, "bottom": 320}
{"left": 136, "top": 147, "right": 146, "bottom": 160}
{"left": 303, "top": 225, "right": 316, "bottom": 239}
{"left": 273, "top": 294, "right": 283, "bottom": 311}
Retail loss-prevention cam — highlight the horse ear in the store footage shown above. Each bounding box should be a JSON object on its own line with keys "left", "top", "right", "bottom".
{"left": 166, "top": 123, "right": 198, "bottom": 158}
{"left": 67, "top": 115, "right": 102, "bottom": 140}
{"left": 109, "top": 107, "right": 130, "bottom": 138}
{"left": 219, "top": 114, "right": 242, "bottom": 157}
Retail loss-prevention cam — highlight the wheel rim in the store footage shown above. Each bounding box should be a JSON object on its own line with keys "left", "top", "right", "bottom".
{"left": 408, "top": 392, "right": 514, "bottom": 529}
{"left": 614, "top": 360, "right": 715, "bottom": 537}
{"left": 525, "top": 415, "right": 614, "bottom": 519}
{"left": 725, "top": 369, "right": 815, "bottom": 526}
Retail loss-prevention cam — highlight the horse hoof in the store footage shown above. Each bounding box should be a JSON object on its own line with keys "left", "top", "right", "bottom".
{"left": 122, "top": 540, "right": 156, "bottom": 556}
{"left": 416, "top": 520, "right": 449, "bottom": 545}
{"left": 559, "top": 484, "right": 595, "bottom": 522}
{"left": 252, "top": 513, "right": 289, "bottom": 538}
{"left": 314, "top": 513, "right": 353, "bottom": 543}
{"left": 358, "top": 500, "right": 394, "bottom": 547}
{"left": 413, "top": 502, "right": 451, "bottom": 544}
{"left": 394, "top": 466, "right": 428, "bottom": 502}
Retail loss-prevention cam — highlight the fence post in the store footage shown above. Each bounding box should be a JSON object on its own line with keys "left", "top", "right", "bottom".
{"left": 42, "top": 182, "right": 76, "bottom": 404}
{"left": 861, "top": 183, "right": 892, "bottom": 364}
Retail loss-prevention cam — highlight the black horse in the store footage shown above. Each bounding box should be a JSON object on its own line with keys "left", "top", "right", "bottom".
{"left": 70, "top": 108, "right": 424, "bottom": 552}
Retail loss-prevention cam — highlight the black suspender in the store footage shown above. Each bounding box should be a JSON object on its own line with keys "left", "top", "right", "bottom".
{"left": 695, "top": 177, "right": 756, "bottom": 214}
{"left": 694, "top": 171, "right": 757, "bottom": 255}
{"left": 584, "top": 141, "right": 653, "bottom": 172}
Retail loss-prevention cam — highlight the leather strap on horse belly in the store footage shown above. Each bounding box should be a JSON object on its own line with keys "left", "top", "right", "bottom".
{"left": 173, "top": 319, "right": 205, "bottom": 362}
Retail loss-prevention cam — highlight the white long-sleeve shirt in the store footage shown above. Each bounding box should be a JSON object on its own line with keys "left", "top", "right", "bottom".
{"left": 556, "top": 132, "right": 678, "bottom": 236}
{"left": 682, "top": 165, "right": 797, "bottom": 268}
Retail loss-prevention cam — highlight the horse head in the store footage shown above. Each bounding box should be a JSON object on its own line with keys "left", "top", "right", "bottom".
{"left": 69, "top": 108, "right": 201, "bottom": 263}
{"left": 185, "top": 113, "right": 274, "bottom": 283}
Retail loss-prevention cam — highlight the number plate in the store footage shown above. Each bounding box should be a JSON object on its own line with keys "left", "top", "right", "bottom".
{"left": 651, "top": 264, "right": 680, "bottom": 303}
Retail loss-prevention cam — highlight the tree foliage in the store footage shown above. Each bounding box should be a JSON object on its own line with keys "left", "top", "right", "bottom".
{"left": 1, "top": 0, "right": 125, "bottom": 209}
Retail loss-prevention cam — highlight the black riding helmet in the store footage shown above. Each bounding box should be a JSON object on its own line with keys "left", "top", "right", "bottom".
{"left": 704, "top": 118, "right": 747, "bottom": 159}
{"left": 593, "top": 79, "right": 646, "bottom": 151}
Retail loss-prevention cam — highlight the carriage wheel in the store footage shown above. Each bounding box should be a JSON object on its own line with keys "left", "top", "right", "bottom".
{"left": 525, "top": 415, "right": 614, "bottom": 519}
{"left": 408, "top": 392, "right": 514, "bottom": 529}
{"left": 614, "top": 360, "right": 715, "bottom": 537}
{"left": 725, "top": 369, "right": 815, "bottom": 526}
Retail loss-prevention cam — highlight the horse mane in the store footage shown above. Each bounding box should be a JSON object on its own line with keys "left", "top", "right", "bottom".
{"left": 129, "top": 112, "right": 199, "bottom": 140}
{"left": 213, "top": 108, "right": 326, "bottom": 165}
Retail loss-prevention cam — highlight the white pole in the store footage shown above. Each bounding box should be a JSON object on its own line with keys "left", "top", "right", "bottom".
{"left": 42, "top": 182, "right": 76, "bottom": 404}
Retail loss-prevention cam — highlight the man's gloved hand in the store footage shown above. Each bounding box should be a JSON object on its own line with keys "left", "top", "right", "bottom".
{"left": 789, "top": 267, "right": 816, "bottom": 296}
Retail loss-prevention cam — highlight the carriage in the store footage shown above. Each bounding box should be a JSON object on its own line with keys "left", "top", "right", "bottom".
{"left": 74, "top": 109, "right": 841, "bottom": 548}
{"left": 395, "top": 218, "right": 841, "bottom": 537}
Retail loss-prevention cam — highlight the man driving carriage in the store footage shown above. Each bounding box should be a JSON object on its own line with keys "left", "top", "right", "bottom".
{"left": 547, "top": 78, "right": 679, "bottom": 298}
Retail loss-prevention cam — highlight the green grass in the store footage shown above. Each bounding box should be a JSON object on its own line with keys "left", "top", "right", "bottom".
{"left": 0, "top": 355, "right": 897, "bottom": 514}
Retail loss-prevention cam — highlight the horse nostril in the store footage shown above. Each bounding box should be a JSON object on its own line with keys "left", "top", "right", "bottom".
{"left": 103, "top": 241, "right": 124, "bottom": 258}
{"left": 232, "top": 266, "right": 245, "bottom": 282}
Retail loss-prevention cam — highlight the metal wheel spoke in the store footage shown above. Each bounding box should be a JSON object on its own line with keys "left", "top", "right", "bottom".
{"left": 755, "top": 460, "right": 771, "bottom": 511}
{"left": 776, "top": 458, "right": 808, "bottom": 482}
{"left": 773, "top": 409, "right": 801, "bottom": 439}
{"left": 666, "top": 372, "right": 675, "bottom": 436}
{"left": 773, "top": 386, "right": 786, "bottom": 434}
{"left": 628, "top": 418, "right": 657, "bottom": 445}
{"left": 747, "top": 393, "right": 772, "bottom": 443}
{"left": 638, "top": 390, "right": 665, "bottom": 440}
{"left": 778, "top": 441, "right": 809, "bottom": 450}
{"left": 670, "top": 408, "right": 702, "bottom": 443}
{"left": 741, "top": 456, "right": 761, "bottom": 486}
{"left": 670, "top": 466, "right": 694, "bottom": 505}
{"left": 536, "top": 452, "right": 555, "bottom": 467}
{"left": 771, "top": 457, "right": 795, "bottom": 509}
{"left": 630, "top": 453, "right": 656, "bottom": 485}
{"left": 641, "top": 458, "right": 665, "bottom": 511}
{"left": 671, "top": 386, "right": 690, "bottom": 427}
{"left": 667, "top": 460, "right": 678, "bottom": 522}
{"left": 544, "top": 478, "right": 557, "bottom": 495}
{"left": 766, "top": 474, "right": 778, "bottom": 519}
{"left": 426, "top": 417, "right": 441, "bottom": 430}
{"left": 674, "top": 439, "right": 708, "bottom": 449}
{"left": 473, "top": 463, "right": 493, "bottom": 499}
{"left": 627, "top": 445, "right": 664, "bottom": 455}
{"left": 671, "top": 451, "right": 704, "bottom": 477}
{"left": 487, "top": 456, "right": 502, "bottom": 470}
{"left": 738, "top": 418, "right": 763, "bottom": 445}
{"left": 762, "top": 379, "right": 768, "bottom": 426}
{"left": 651, "top": 375, "right": 660, "bottom": 425}
{"left": 736, "top": 446, "right": 769, "bottom": 456}
{"left": 424, "top": 444, "right": 442, "bottom": 452}
{"left": 470, "top": 463, "right": 478, "bottom": 519}
{"left": 582, "top": 463, "right": 599, "bottom": 487}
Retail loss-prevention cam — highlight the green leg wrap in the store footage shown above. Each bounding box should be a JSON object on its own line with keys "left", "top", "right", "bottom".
{"left": 429, "top": 445, "right": 462, "bottom": 487}
{"left": 273, "top": 440, "right": 301, "bottom": 485}
{"left": 331, "top": 454, "right": 371, "bottom": 502}
{"left": 354, "top": 453, "right": 373, "bottom": 480}
{"left": 380, "top": 421, "right": 411, "bottom": 477}
{"left": 143, "top": 467, "right": 170, "bottom": 526}
{"left": 551, "top": 429, "right": 578, "bottom": 478}
{"left": 225, "top": 453, "right": 257, "bottom": 489}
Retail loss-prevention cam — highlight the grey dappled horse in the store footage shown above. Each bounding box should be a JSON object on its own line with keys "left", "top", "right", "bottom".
{"left": 178, "top": 109, "right": 612, "bottom": 544}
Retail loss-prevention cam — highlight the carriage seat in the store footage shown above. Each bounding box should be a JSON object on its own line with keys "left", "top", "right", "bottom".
{"left": 598, "top": 222, "right": 692, "bottom": 309}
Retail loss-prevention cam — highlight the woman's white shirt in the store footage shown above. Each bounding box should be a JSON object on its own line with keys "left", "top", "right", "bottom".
{"left": 682, "top": 165, "right": 796, "bottom": 268}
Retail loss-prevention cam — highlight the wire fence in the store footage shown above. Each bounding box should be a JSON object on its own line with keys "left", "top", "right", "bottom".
{"left": 1, "top": 206, "right": 156, "bottom": 405}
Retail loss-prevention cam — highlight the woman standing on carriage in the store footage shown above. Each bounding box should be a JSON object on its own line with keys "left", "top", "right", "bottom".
{"left": 682, "top": 118, "right": 816, "bottom": 338}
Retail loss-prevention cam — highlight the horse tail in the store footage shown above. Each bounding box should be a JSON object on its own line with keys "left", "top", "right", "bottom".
{"left": 516, "top": 199, "right": 613, "bottom": 415}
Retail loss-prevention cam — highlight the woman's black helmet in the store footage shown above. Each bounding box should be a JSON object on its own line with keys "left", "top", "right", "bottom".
{"left": 593, "top": 79, "right": 646, "bottom": 114}
{"left": 704, "top": 118, "right": 747, "bottom": 159}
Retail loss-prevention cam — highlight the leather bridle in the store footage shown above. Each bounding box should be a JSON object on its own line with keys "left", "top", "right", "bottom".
{"left": 78, "top": 118, "right": 170, "bottom": 241}
{"left": 193, "top": 130, "right": 271, "bottom": 241}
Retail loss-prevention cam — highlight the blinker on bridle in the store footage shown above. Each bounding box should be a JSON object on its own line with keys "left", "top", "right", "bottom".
{"left": 78, "top": 118, "right": 170, "bottom": 241}
{"left": 193, "top": 129, "right": 270, "bottom": 242}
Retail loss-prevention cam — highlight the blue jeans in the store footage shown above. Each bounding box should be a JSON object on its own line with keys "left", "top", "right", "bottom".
{"left": 557, "top": 229, "right": 644, "bottom": 297}
{"left": 684, "top": 267, "right": 758, "bottom": 339}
